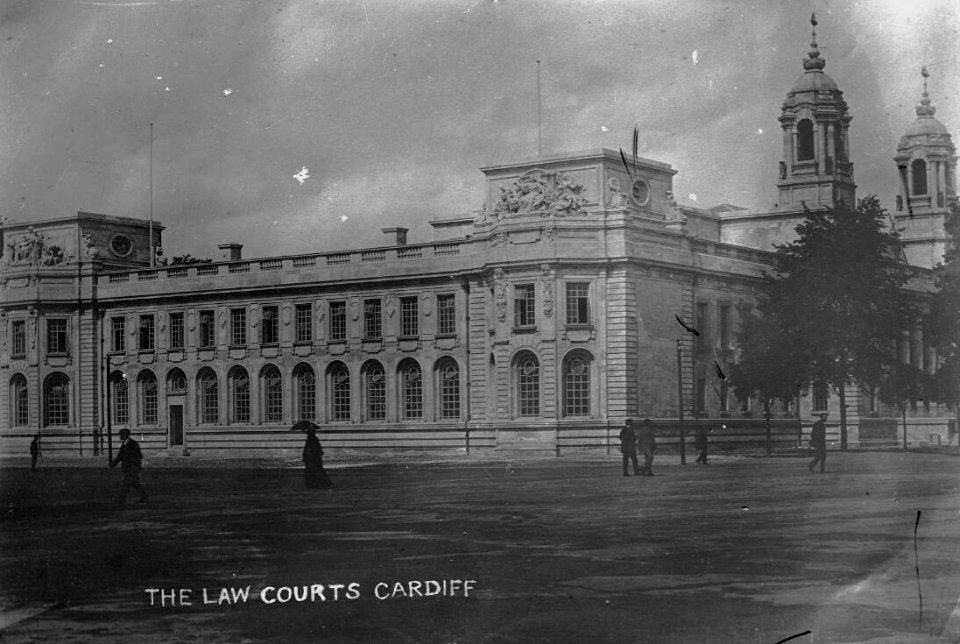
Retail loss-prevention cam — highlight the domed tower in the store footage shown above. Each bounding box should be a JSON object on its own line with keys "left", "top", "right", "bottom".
{"left": 776, "top": 14, "right": 856, "bottom": 212}
{"left": 893, "top": 67, "right": 957, "bottom": 268}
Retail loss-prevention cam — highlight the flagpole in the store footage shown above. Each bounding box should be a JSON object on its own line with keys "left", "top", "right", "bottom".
{"left": 149, "top": 122, "right": 154, "bottom": 268}
{"left": 536, "top": 60, "right": 542, "bottom": 158}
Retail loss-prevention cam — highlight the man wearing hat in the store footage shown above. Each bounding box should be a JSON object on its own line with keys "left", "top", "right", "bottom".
{"left": 636, "top": 418, "right": 657, "bottom": 476}
{"left": 808, "top": 413, "right": 828, "bottom": 473}
{"left": 110, "top": 428, "right": 148, "bottom": 504}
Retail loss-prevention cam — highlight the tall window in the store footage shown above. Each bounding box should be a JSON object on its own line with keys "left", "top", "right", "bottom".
{"left": 139, "top": 315, "right": 155, "bottom": 351}
{"left": 199, "top": 369, "right": 218, "bottom": 424}
{"left": 437, "top": 294, "right": 456, "bottom": 336}
{"left": 364, "top": 299, "right": 382, "bottom": 339}
{"left": 262, "top": 366, "right": 283, "bottom": 423}
{"left": 719, "top": 304, "right": 731, "bottom": 349}
{"left": 514, "top": 284, "right": 536, "bottom": 328}
{"left": 11, "top": 375, "right": 28, "bottom": 426}
{"left": 566, "top": 282, "right": 590, "bottom": 325}
{"left": 111, "top": 317, "right": 126, "bottom": 352}
{"left": 261, "top": 306, "right": 279, "bottom": 345}
{"left": 231, "top": 308, "right": 246, "bottom": 346}
{"left": 563, "top": 353, "right": 591, "bottom": 417}
{"left": 400, "top": 297, "right": 419, "bottom": 337}
{"left": 230, "top": 368, "right": 250, "bottom": 423}
{"left": 140, "top": 372, "right": 158, "bottom": 424}
{"left": 517, "top": 353, "right": 540, "bottom": 417}
{"left": 169, "top": 312, "right": 184, "bottom": 350}
{"left": 911, "top": 158, "right": 928, "bottom": 195}
{"left": 167, "top": 368, "right": 187, "bottom": 394}
{"left": 47, "top": 319, "right": 68, "bottom": 354}
{"left": 11, "top": 320, "right": 26, "bottom": 357}
{"left": 295, "top": 304, "right": 312, "bottom": 342}
{"left": 696, "top": 378, "right": 706, "bottom": 413}
{"left": 813, "top": 383, "right": 829, "bottom": 412}
{"left": 330, "top": 363, "right": 351, "bottom": 422}
{"left": 112, "top": 374, "right": 129, "bottom": 425}
{"left": 364, "top": 362, "right": 386, "bottom": 421}
{"left": 797, "top": 119, "right": 815, "bottom": 161}
{"left": 437, "top": 359, "right": 460, "bottom": 420}
{"left": 329, "top": 301, "right": 347, "bottom": 341}
{"left": 296, "top": 366, "right": 316, "bottom": 421}
{"left": 199, "top": 310, "right": 215, "bottom": 348}
{"left": 695, "top": 302, "right": 708, "bottom": 350}
{"left": 399, "top": 360, "right": 423, "bottom": 420}
{"left": 44, "top": 374, "right": 70, "bottom": 426}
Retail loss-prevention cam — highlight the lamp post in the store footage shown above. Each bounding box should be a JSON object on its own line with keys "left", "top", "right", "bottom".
{"left": 677, "top": 339, "right": 686, "bottom": 465}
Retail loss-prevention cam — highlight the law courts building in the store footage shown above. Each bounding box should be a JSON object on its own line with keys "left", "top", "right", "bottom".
{"left": 0, "top": 23, "right": 955, "bottom": 457}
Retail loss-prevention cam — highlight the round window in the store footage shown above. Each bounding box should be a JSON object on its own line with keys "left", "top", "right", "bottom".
{"left": 110, "top": 234, "right": 134, "bottom": 257}
{"left": 630, "top": 179, "right": 650, "bottom": 206}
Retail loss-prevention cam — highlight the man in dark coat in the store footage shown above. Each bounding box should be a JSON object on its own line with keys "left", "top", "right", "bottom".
{"left": 636, "top": 418, "right": 657, "bottom": 476}
{"left": 29, "top": 433, "right": 41, "bottom": 472}
{"left": 695, "top": 425, "right": 710, "bottom": 464}
{"left": 808, "top": 414, "right": 828, "bottom": 473}
{"left": 619, "top": 421, "right": 640, "bottom": 476}
{"left": 303, "top": 426, "right": 334, "bottom": 489}
{"left": 110, "top": 428, "right": 148, "bottom": 504}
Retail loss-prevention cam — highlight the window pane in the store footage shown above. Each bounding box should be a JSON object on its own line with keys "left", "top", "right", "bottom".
{"left": 401, "top": 363, "right": 422, "bottom": 419}
{"left": 565, "top": 283, "right": 589, "bottom": 325}
{"left": 141, "top": 375, "right": 158, "bottom": 424}
{"left": 438, "top": 294, "right": 456, "bottom": 336}
{"left": 139, "top": 315, "right": 155, "bottom": 351}
{"left": 264, "top": 368, "right": 282, "bottom": 422}
{"left": 233, "top": 372, "right": 250, "bottom": 423}
{"left": 199, "top": 311, "right": 215, "bottom": 348}
{"left": 12, "top": 321, "right": 26, "bottom": 356}
{"left": 201, "top": 373, "right": 218, "bottom": 423}
{"left": 364, "top": 299, "right": 381, "bottom": 339}
{"left": 332, "top": 366, "right": 350, "bottom": 421}
{"left": 262, "top": 307, "right": 278, "bottom": 344}
{"left": 112, "top": 317, "right": 126, "bottom": 352}
{"left": 330, "top": 301, "right": 346, "bottom": 340}
{"left": 514, "top": 285, "right": 535, "bottom": 327}
{"left": 114, "top": 377, "right": 129, "bottom": 424}
{"left": 45, "top": 376, "right": 70, "bottom": 426}
{"left": 439, "top": 361, "right": 460, "bottom": 419}
{"left": 366, "top": 365, "right": 385, "bottom": 420}
{"left": 169, "top": 313, "right": 184, "bottom": 349}
{"left": 295, "top": 304, "right": 312, "bottom": 342}
{"left": 298, "top": 369, "right": 316, "bottom": 421}
{"left": 47, "top": 319, "right": 68, "bottom": 354}
{"left": 400, "top": 297, "right": 418, "bottom": 337}
{"left": 12, "top": 376, "right": 29, "bottom": 426}
{"left": 231, "top": 309, "right": 246, "bottom": 346}
{"left": 518, "top": 356, "right": 539, "bottom": 417}
{"left": 564, "top": 356, "right": 590, "bottom": 416}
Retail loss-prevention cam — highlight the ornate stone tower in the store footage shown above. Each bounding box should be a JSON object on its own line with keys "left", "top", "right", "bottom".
{"left": 893, "top": 67, "right": 957, "bottom": 268}
{"left": 776, "top": 14, "right": 856, "bottom": 212}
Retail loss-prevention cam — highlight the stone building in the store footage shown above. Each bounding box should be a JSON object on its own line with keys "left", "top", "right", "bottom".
{"left": 0, "top": 19, "right": 955, "bottom": 457}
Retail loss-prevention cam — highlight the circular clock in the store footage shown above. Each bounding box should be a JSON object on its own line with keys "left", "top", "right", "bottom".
{"left": 630, "top": 178, "right": 650, "bottom": 206}
{"left": 110, "top": 234, "right": 134, "bottom": 258}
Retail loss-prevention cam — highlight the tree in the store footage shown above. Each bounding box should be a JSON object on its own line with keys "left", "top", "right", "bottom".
{"left": 169, "top": 254, "right": 212, "bottom": 265}
{"left": 750, "top": 196, "right": 916, "bottom": 450}
{"left": 876, "top": 361, "right": 929, "bottom": 450}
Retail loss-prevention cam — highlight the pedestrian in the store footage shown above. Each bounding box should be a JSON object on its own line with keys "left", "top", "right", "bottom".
{"left": 636, "top": 418, "right": 657, "bottom": 476}
{"left": 619, "top": 421, "right": 640, "bottom": 476}
{"left": 110, "top": 428, "right": 148, "bottom": 505}
{"left": 29, "top": 433, "right": 41, "bottom": 472}
{"left": 808, "top": 413, "right": 827, "bottom": 473}
{"left": 695, "top": 425, "right": 710, "bottom": 464}
{"left": 303, "top": 425, "right": 334, "bottom": 489}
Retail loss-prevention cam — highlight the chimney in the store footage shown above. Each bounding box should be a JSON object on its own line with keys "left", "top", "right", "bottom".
{"left": 381, "top": 226, "right": 408, "bottom": 246}
{"left": 218, "top": 242, "right": 243, "bottom": 261}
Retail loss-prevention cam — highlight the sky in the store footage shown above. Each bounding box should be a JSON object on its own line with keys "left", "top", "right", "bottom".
{"left": 0, "top": 0, "right": 957, "bottom": 260}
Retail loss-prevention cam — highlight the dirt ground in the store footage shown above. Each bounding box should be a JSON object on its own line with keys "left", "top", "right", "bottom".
{"left": 1, "top": 450, "right": 959, "bottom": 643}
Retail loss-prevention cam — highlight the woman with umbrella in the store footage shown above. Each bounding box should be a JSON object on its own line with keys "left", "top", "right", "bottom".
{"left": 292, "top": 421, "right": 333, "bottom": 489}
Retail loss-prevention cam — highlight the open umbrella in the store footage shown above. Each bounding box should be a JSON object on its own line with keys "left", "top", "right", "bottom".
{"left": 290, "top": 420, "right": 320, "bottom": 432}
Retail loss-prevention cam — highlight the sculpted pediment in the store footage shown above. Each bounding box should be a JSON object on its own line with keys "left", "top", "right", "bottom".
{"left": 475, "top": 170, "right": 587, "bottom": 225}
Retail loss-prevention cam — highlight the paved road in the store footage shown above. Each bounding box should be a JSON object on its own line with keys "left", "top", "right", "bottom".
{"left": 1, "top": 451, "right": 958, "bottom": 643}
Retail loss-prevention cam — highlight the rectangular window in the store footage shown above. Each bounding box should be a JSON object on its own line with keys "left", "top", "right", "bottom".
{"left": 111, "top": 317, "right": 125, "bottom": 352}
{"left": 47, "top": 319, "right": 68, "bottom": 354}
{"left": 11, "top": 320, "right": 26, "bottom": 357}
{"left": 261, "top": 306, "right": 279, "bottom": 345}
{"left": 139, "top": 315, "right": 155, "bottom": 351}
{"left": 141, "top": 378, "right": 158, "bottom": 424}
{"left": 329, "top": 301, "right": 347, "bottom": 341}
{"left": 566, "top": 282, "right": 590, "bottom": 325}
{"left": 169, "top": 312, "right": 184, "bottom": 350}
{"left": 514, "top": 284, "right": 536, "bottom": 328}
{"left": 199, "top": 310, "right": 215, "bottom": 348}
{"left": 400, "top": 297, "right": 418, "bottom": 337}
{"left": 13, "top": 379, "right": 29, "bottom": 426}
{"left": 695, "top": 302, "right": 708, "bottom": 350}
{"left": 437, "top": 294, "right": 456, "bottom": 336}
{"left": 719, "top": 304, "right": 731, "bottom": 349}
{"left": 813, "top": 383, "right": 829, "bottom": 412}
{"left": 364, "top": 299, "right": 381, "bottom": 339}
{"left": 231, "top": 308, "right": 246, "bottom": 346}
{"left": 295, "top": 303, "right": 312, "bottom": 342}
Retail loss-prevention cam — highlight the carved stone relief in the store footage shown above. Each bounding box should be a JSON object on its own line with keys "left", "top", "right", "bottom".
{"left": 608, "top": 177, "right": 628, "bottom": 208}
{"left": 541, "top": 265, "right": 554, "bottom": 318}
{"left": 494, "top": 268, "right": 507, "bottom": 322}
{"left": 490, "top": 171, "right": 587, "bottom": 217}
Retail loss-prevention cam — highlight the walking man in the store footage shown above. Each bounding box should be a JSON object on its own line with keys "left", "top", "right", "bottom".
{"left": 29, "top": 433, "right": 41, "bottom": 472}
{"left": 808, "top": 413, "right": 827, "bottom": 473}
{"left": 110, "top": 428, "right": 148, "bottom": 505}
{"left": 619, "top": 421, "right": 640, "bottom": 476}
{"left": 695, "top": 425, "right": 710, "bottom": 465}
{"left": 636, "top": 418, "right": 657, "bottom": 476}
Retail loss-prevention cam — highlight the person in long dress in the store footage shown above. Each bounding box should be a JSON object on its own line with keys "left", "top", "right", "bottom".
{"left": 303, "top": 426, "right": 333, "bottom": 489}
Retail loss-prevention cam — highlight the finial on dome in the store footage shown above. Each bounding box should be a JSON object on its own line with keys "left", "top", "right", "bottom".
{"left": 803, "top": 13, "right": 825, "bottom": 71}
{"left": 917, "top": 66, "right": 936, "bottom": 117}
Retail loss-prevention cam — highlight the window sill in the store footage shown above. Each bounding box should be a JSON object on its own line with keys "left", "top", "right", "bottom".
{"left": 512, "top": 326, "right": 537, "bottom": 334}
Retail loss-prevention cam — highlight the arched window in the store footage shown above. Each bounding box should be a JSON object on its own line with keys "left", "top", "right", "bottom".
{"left": 328, "top": 362, "right": 351, "bottom": 422}
{"left": 436, "top": 358, "right": 460, "bottom": 420}
{"left": 911, "top": 158, "right": 928, "bottom": 195}
{"left": 563, "top": 352, "right": 591, "bottom": 417}
{"left": 363, "top": 361, "right": 386, "bottom": 421}
{"left": 43, "top": 373, "right": 70, "bottom": 426}
{"left": 228, "top": 366, "right": 250, "bottom": 423}
{"left": 167, "top": 368, "right": 187, "bottom": 394}
{"left": 139, "top": 371, "right": 158, "bottom": 425}
{"left": 10, "top": 374, "right": 28, "bottom": 427}
{"left": 295, "top": 364, "right": 316, "bottom": 422}
{"left": 398, "top": 359, "right": 423, "bottom": 420}
{"left": 797, "top": 119, "right": 815, "bottom": 161}
{"left": 261, "top": 365, "right": 283, "bottom": 423}
{"left": 198, "top": 369, "right": 218, "bottom": 424}
{"left": 515, "top": 352, "right": 540, "bottom": 417}
{"left": 834, "top": 126, "right": 846, "bottom": 161}
{"left": 111, "top": 372, "right": 129, "bottom": 425}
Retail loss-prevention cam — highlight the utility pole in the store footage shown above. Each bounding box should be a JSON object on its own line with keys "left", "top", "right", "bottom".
{"left": 677, "top": 339, "right": 686, "bottom": 464}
